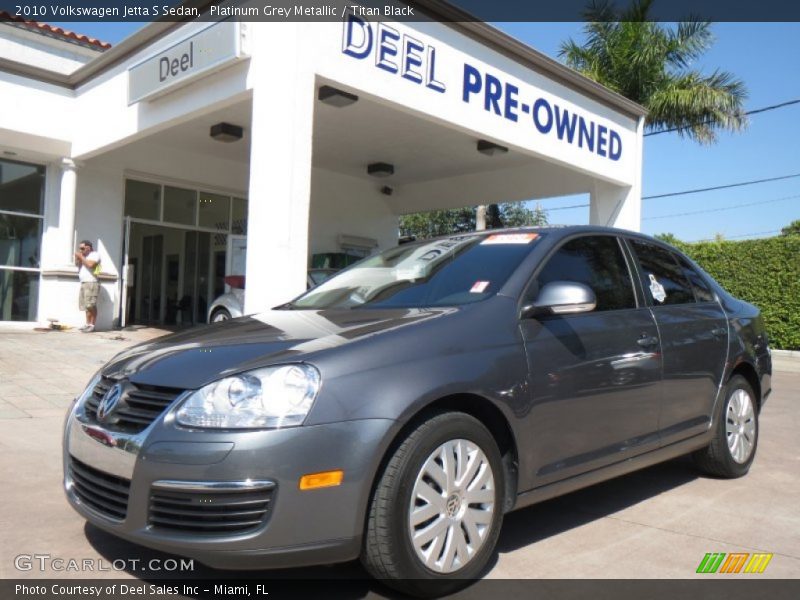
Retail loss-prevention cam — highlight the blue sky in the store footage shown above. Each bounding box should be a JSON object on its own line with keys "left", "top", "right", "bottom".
{"left": 54, "top": 21, "right": 800, "bottom": 242}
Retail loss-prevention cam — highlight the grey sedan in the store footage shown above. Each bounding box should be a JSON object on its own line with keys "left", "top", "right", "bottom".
{"left": 63, "top": 226, "right": 771, "bottom": 596}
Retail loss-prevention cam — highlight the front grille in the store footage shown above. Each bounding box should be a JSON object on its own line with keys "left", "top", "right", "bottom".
{"left": 84, "top": 377, "right": 182, "bottom": 433}
{"left": 68, "top": 456, "right": 131, "bottom": 520}
{"left": 149, "top": 487, "right": 275, "bottom": 534}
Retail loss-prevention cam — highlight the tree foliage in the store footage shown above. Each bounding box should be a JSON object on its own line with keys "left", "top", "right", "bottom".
{"left": 780, "top": 219, "right": 800, "bottom": 236}
{"left": 679, "top": 236, "right": 800, "bottom": 350}
{"left": 399, "top": 202, "right": 548, "bottom": 240}
{"left": 560, "top": 0, "right": 747, "bottom": 143}
{"left": 654, "top": 232, "right": 681, "bottom": 245}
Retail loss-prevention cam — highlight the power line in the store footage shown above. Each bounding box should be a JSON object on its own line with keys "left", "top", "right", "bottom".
{"left": 546, "top": 202, "right": 590, "bottom": 212}
{"left": 542, "top": 172, "right": 800, "bottom": 212}
{"left": 644, "top": 98, "right": 800, "bottom": 137}
{"left": 643, "top": 173, "right": 800, "bottom": 200}
{"left": 689, "top": 230, "right": 780, "bottom": 243}
{"left": 643, "top": 194, "right": 800, "bottom": 220}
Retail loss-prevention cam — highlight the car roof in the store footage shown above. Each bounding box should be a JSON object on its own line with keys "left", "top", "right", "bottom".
{"left": 419, "top": 224, "right": 656, "bottom": 243}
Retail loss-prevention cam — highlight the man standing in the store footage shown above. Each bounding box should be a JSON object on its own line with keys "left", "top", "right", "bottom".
{"left": 74, "top": 240, "right": 100, "bottom": 332}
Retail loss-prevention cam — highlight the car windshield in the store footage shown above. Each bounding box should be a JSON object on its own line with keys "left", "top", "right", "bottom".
{"left": 288, "top": 232, "right": 543, "bottom": 310}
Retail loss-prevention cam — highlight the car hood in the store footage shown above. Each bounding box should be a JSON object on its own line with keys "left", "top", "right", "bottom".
{"left": 102, "top": 307, "right": 453, "bottom": 389}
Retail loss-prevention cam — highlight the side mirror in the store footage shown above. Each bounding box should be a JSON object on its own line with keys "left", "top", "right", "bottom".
{"left": 521, "top": 281, "right": 597, "bottom": 318}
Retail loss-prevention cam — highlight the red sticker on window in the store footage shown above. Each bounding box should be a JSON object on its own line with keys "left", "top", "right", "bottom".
{"left": 470, "top": 281, "right": 490, "bottom": 293}
{"left": 481, "top": 233, "right": 539, "bottom": 245}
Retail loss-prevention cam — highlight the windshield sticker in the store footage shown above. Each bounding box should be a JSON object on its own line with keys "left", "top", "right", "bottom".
{"left": 649, "top": 274, "right": 667, "bottom": 303}
{"left": 481, "top": 233, "right": 539, "bottom": 245}
{"left": 470, "top": 281, "right": 490, "bottom": 294}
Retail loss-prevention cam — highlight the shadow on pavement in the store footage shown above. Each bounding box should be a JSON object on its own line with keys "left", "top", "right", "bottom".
{"left": 496, "top": 455, "right": 699, "bottom": 553}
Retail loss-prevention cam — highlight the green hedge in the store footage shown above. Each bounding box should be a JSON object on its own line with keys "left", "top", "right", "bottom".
{"left": 675, "top": 237, "right": 800, "bottom": 350}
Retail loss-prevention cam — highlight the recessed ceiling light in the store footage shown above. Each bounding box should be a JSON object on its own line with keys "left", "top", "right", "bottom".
{"left": 318, "top": 85, "right": 359, "bottom": 107}
{"left": 367, "top": 162, "right": 395, "bottom": 178}
{"left": 477, "top": 140, "right": 509, "bottom": 156}
{"left": 210, "top": 122, "right": 244, "bottom": 142}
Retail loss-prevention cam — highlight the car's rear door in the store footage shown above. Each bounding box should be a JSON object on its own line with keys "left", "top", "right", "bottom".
{"left": 625, "top": 238, "right": 728, "bottom": 445}
{"left": 519, "top": 234, "right": 662, "bottom": 488}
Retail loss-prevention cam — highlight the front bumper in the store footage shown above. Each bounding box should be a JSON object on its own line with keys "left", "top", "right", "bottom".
{"left": 63, "top": 400, "right": 395, "bottom": 569}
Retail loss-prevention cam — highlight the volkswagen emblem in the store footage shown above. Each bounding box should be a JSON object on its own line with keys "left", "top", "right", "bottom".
{"left": 97, "top": 383, "right": 123, "bottom": 423}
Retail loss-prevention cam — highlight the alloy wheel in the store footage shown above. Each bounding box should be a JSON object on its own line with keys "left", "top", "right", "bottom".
{"left": 408, "top": 438, "right": 495, "bottom": 573}
{"left": 726, "top": 389, "right": 756, "bottom": 464}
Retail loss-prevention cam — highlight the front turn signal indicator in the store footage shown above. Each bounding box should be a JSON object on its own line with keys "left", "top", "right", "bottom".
{"left": 299, "top": 470, "right": 344, "bottom": 490}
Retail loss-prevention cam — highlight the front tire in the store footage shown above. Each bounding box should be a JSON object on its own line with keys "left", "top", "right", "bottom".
{"left": 693, "top": 375, "right": 759, "bottom": 478}
{"left": 362, "top": 412, "right": 504, "bottom": 597}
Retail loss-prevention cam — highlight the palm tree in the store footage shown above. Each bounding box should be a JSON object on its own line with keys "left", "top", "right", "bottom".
{"left": 560, "top": 0, "right": 747, "bottom": 143}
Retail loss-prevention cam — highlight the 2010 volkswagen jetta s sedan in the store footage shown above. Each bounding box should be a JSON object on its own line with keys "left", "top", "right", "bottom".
{"left": 64, "top": 226, "right": 771, "bottom": 596}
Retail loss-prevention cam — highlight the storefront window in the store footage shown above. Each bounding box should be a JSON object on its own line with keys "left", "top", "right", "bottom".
{"left": 0, "top": 159, "right": 44, "bottom": 215}
{"left": 199, "top": 192, "right": 230, "bottom": 230}
{"left": 0, "top": 269, "right": 39, "bottom": 321}
{"left": 0, "top": 213, "right": 41, "bottom": 268}
{"left": 164, "top": 186, "right": 197, "bottom": 225}
{"left": 124, "top": 180, "right": 161, "bottom": 220}
{"left": 0, "top": 157, "right": 44, "bottom": 321}
{"left": 122, "top": 179, "right": 246, "bottom": 327}
{"left": 231, "top": 197, "right": 248, "bottom": 234}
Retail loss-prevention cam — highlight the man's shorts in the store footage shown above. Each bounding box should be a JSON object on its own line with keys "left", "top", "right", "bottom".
{"left": 79, "top": 282, "right": 100, "bottom": 311}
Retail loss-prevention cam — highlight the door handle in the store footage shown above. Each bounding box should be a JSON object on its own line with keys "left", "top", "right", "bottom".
{"left": 711, "top": 327, "right": 727, "bottom": 338}
{"left": 637, "top": 335, "right": 659, "bottom": 347}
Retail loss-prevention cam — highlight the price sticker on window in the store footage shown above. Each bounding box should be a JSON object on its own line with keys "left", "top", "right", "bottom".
{"left": 481, "top": 233, "right": 539, "bottom": 245}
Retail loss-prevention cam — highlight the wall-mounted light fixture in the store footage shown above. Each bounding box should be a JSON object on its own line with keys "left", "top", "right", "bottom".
{"left": 318, "top": 85, "right": 359, "bottom": 107}
{"left": 477, "top": 140, "right": 508, "bottom": 156}
{"left": 210, "top": 122, "right": 243, "bottom": 142}
{"left": 368, "top": 162, "right": 395, "bottom": 178}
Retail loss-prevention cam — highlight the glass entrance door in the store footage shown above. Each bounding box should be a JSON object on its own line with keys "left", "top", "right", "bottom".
{"left": 124, "top": 222, "right": 225, "bottom": 327}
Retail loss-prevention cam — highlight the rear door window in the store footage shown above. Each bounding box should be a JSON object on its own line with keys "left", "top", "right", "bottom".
{"left": 675, "top": 255, "right": 716, "bottom": 303}
{"left": 629, "top": 240, "right": 696, "bottom": 305}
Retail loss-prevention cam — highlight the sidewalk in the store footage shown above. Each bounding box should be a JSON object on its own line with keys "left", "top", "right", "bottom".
{"left": 772, "top": 349, "right": 800, "bottom": 374}
{"left": 0, "top": 327, "right": 170, "bottom": 419}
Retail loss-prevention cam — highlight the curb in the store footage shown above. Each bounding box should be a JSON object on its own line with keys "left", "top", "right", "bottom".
{"left": 772, "top": 349, "right": 800, "bottom": 359}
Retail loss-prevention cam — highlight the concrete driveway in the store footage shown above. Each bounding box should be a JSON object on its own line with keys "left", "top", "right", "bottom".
{"left": 0, "top": 328, "right": 798, "bottom": 584}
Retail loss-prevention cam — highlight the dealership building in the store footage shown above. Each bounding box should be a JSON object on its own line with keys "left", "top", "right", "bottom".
{"left": 0, "top": 3, "right": 646, "bottom": 330}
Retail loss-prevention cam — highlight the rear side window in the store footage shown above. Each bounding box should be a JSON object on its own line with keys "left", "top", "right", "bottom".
{"left": 534, "top": 236, "right": 636, "bottom": 311}
{"left": 676, "top": 255, "right": 715, "bottom": 302}
{"left": 629, "top": 240, "right": 695, "bottom": 305}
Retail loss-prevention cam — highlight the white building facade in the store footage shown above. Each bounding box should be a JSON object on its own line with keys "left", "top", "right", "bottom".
{"left": 0, "top": 5, "right": 646, "bottom": 330}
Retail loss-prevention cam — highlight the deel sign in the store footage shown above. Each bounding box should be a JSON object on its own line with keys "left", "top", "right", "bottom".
{"left": 160, "top": 41, "right": 194, "bottom": 83}
{"left": 342, "top": 14, "right": 446, "bottom": 94}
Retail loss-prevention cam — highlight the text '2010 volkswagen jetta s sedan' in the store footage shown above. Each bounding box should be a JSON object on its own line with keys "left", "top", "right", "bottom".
{"left": 63, "top": 226, "right": 771, "bottom": 596}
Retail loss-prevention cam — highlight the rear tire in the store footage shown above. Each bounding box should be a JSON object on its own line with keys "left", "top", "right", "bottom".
{"left": 362, "top": 412, "right": 504, "bottom": 597}
{"left": 693, "top": 375, "right": 758, "bottom": 478}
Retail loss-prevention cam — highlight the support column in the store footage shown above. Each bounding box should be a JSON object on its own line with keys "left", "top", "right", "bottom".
{"left": 244, "top": 23, "right": 315, "bottom": 313}
{"left": 589, "top": 116, "right": 645, "bottom": 232}
{"left": 59, "top": 157, "right": 78, "bottom": 263}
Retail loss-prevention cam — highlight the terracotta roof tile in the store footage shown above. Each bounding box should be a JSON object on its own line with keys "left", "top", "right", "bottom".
{"left": 0, "top": 10, "right": 112, "bottom": 50}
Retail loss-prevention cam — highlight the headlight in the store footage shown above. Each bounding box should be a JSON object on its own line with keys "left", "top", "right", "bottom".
{"left": 175, "top": 364, "right": 321, "bottom": 429}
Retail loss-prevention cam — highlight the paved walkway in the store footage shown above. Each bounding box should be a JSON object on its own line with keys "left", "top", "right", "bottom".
{"left": 0, "top": 329, "right": 798, "bottom": 582}
{"left": 0, "top": 327, "right": 169, "bottom": 420}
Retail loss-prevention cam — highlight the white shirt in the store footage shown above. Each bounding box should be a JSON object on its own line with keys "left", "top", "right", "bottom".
{"left": 78, "top": 251, "right": 100, "bottom": 283}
